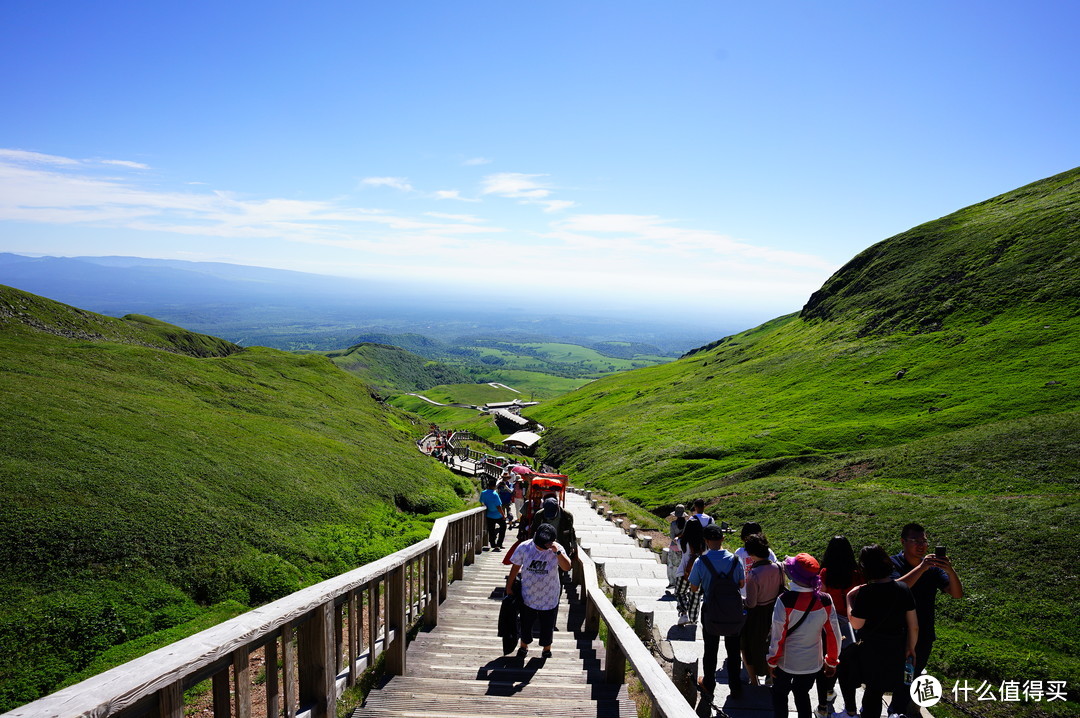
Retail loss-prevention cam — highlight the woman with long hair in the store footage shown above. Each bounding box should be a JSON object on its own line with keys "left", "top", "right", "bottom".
{"left": 814, "top": 536, "right": 863, "bottom": 716}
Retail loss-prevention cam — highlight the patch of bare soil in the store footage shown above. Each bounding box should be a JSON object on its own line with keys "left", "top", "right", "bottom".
{"left": 823, "top": 460, "right": 876, "bottom": 482}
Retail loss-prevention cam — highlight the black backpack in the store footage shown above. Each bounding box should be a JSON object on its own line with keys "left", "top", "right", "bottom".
{"left": 699, "top": 554, "right": 746, "bottom": 636}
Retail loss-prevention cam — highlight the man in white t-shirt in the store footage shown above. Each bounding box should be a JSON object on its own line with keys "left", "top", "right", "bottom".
{"left": 506, "top": 523, "right": 572, "bottom": 658}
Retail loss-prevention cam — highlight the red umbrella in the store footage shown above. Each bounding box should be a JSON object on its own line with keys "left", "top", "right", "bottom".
{"left": 510, "top": 464, "right": 534, "bottom": 476}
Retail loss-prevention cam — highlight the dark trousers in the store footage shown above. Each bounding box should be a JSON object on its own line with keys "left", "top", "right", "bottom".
{"left": 485, "top": 516, "right": 506, "bottom": 548}
{"left": 701, "top": 628, "right": 742, "bottom": 695}
{"left": 835, "top": 658, "right": 859, "bottom": 714}
{"left": 519, "top": 604, "right": 557, "bottom": 647}
{"left": 863, "top": 636, "right": 910, "bottom": 718}
{"left": 772, "top": 668, "right": 816, "bottom": 718}
{"left": 742, "top": 603, "right": 772, "bottom": 677}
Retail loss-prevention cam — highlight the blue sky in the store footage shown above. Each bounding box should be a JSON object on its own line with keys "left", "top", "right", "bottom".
{"left": 1, "top": 1, "right": 1077, "bottom": 327}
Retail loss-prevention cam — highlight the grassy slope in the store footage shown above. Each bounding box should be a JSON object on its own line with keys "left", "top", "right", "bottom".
{"left": 324, "top": 342, "right": 471, "bottom": 395}
{"left": 529, "top": 168, "right": 1080, "bottom": 704}
{"left": 0, "top": 286, "right": 472, "bottom": 709}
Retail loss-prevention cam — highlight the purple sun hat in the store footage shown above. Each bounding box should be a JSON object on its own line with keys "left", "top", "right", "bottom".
{"left": 783, "top": 553, "right": 822, "bottom": 589}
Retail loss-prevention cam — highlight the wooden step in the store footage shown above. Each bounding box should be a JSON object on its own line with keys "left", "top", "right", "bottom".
{"left": 351, "top": 549, "right": 634, "bottom": 718}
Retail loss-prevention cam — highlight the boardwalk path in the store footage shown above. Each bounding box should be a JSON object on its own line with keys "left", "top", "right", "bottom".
{"left": 353, "top": 544, "right": 636, "bottom": 718}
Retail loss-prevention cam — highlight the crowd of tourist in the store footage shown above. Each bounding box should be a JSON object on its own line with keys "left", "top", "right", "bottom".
{"left": 665, "top": 502, "right": 963, "bottom": 718}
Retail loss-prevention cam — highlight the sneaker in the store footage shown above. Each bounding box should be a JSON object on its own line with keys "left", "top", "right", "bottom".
{"left": 678, "top": 612, "right": 690, "bottom": 625}
{"left": 831, "top": 711, "right": 858, "bottom": 718}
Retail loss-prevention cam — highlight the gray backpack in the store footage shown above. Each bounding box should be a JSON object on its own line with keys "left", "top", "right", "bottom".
{"left": 700, "top": 554, "right": 747, "bottom": 636}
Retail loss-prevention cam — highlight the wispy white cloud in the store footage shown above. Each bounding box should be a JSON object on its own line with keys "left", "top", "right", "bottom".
{"left": 360, "top": 176, "right": 415, "bottom": 192}
{"left": 481, "top": 172, "right": 552, "bottom": 199}
{"left": 547, "top": 214, "right": 833, "bottom": 269}
{"left": 0, "top": 149, "right": 82, "bottom": 166}
{"left": 424, "top": 211, "right": 487, "bottom": 223}
{"left": 432, "top": 189, "right": 480, "bottom": 202}
{"left": 539, "top": 199, "right": 576, "bottom": 213}
{"left": 462, "top": 157, "right": 491, "bottom": 166}
{"left": 100, "top": 159, "right": 151, "bottom": 170}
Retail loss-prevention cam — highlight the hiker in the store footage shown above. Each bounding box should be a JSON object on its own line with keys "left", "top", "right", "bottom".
{"left": 530, "top": 495, "right": 577, "bottom": 560}
{"left": 734, "top": 521, "right": 778, "bottom": 579}
{"left": 890, "top": 523, "right": 963, "bottom": 676}
{"left": 814, "top": 535, "right": 862, "bottom": 717}
{"left": 691, "top": 498, "right": 714, "bottom": 527}
{"left": 767, "top": 554, "right": 842, "bottom": 718}
{"left": 512, "top": 474, "right": 526, "bottom": 525}
{"left": 497, "top": 473, "right": 515, "bottom": 526}
{"left": 666, "top": 504, "right": 687, "bottom": 590}
{"left": 505, "top": 523, "right": 572, "bottom": 658}
{"left": 741, "top": 533, "right": 784, "bottom": 687}
{"left": 675, "top": 500, "right": 710, "bottom": 625}
{"left": 844, "top": 544, "right": 918, "bottom": 718}
{"left": 690, "top": 522, "right": 746, "bottom": 712}
{"left": 479, "top": 478, "right": 506, "bottom": 550}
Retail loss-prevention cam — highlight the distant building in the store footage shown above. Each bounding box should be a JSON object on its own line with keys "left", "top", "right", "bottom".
{"left": 490, "top": 408, "right": 535, "bottom": 434}
{"left": 503, "top": 430, "right": 541, "bottom": 456}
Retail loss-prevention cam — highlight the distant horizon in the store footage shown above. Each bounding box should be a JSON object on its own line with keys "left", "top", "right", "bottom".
{"left": 0, "top": 250, "right": 786, "bottom": 335}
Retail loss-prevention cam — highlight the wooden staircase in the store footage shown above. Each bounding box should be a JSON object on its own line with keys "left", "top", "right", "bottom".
{"left": 353, "top": 547, "right": 636, "bottom": 718}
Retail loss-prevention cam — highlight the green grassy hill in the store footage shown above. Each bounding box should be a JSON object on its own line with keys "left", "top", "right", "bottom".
{"left": 324, "top": 341, "right": 471, "bottom": 394}
{"left": 0, "top": 286, "right": 472, "bottom": 709}
{"left": 529, "top": 168, "right": 1080, "bottom": 710}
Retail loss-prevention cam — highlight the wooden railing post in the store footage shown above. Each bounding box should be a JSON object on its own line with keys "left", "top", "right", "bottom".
{"left": 605, "top": 630, "right": 627, "bottom": 684}
{"left": 424, "top": 544, "right": 440, "bottom": 628}
{"left": 453, "top": 521, "right": 465, "bottom": 580}
{"left": 297, "top": 603, "right": 336, "bottom": 718}
{"left": 212, "top": 667, "right": 231, "bottom": 718}
{"left": 387, "top": 564, "right": 407, "bottom": 675}
{"left": 347, "top": 590, "right": 359, "bottom": 685}
{"left": 367, "top": 581, "right": 379, "bottom": 663}
{"left": 157, "top": 681, "right": 183, "bottom": 718}
{"left": 282, "top": 623, "right": 297, "bottom": 718}
{"left": 265, "top": 637, "right": 280, "bottom": 718}
{"left": 233, "top": 650, "right": 251, "bottom": 718}
{"left": 334, "top": 605, "right": 345, "bottom": 674}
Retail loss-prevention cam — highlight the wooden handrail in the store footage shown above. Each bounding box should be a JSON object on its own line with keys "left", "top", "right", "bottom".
{"left": 4, "top": 507, "right": 486, "bottom": 718}
{"left": 575, "top": 532, "right": 698, "bottom": 718}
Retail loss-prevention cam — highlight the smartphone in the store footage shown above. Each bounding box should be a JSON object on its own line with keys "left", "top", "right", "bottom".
{"left": 935, "top": 545, "right": 947, "bottom": 559}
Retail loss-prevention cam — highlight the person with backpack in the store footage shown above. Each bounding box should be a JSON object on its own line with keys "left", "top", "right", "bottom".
{"left": 689, "top": 522, "right": 747, "bottom": 713}
{"left": 767, "top": 554, "right": 843, "bottom": 718}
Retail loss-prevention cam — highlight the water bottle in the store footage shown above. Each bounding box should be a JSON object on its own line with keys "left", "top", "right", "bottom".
{"left": 904, "top": 656, "right": 915, "bottom": 685}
